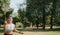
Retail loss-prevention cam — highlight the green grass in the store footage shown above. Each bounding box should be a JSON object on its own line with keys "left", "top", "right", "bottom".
{"left": 17, "top": 28, "right": 60, "bottom": 32}
{"left": 0, "top": 28, "right": 60, "bottom": 32}
{"left": 0, "top": 28, "right": 60, "bottom": 35}
{"left": 0, "top": 31, "right": 60, "bottom": 35}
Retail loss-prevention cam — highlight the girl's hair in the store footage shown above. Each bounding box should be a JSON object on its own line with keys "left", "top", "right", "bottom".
{"left": 7, "top": 16, "right": 13, "bottom": 19}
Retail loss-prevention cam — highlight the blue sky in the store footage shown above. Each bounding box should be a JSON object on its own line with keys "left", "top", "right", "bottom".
{"left": 9, "top": 0, "right": 26, "bottom": 17}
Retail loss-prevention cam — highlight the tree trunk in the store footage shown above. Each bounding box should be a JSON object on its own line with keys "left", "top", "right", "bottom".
{"left": 36, "top": 23, "right": 38, "bottom": 29}
{"left": 43, "top": 11, "right": 46, "bottom": 29}
{"left": 50, "top": 14, "right": 53, "bottom": 29}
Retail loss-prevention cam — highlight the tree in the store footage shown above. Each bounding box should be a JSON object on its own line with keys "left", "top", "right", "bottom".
{"left": 26, "top": 0, "right": 43, "bottom": 29}
{"left": 42, "top": 0, "right": 46, "bottom": 29}
{"left": 50, "top": 0, "right": 56, "bottom": 29}
{"left": 1, "top": 0, "right": 10, "bottom": 20}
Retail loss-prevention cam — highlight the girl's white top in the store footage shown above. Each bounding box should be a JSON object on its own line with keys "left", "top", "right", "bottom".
{"left": 5, "top": 23, "right": 15, "bottom": 33}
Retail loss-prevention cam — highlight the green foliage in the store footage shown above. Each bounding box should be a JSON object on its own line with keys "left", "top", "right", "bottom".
{"left": 0, "top": 0, "right": 60, "bottom": 29}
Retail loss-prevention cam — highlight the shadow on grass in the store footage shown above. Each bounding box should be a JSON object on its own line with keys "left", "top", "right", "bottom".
{"left": 0, "top": 28, "right": 60, "bottom": 33}
{"left": 17, "top": 28, "right": 60, "bottom": 32}
{"left": 0, "top": 30, "right": 4, "bottom": 33}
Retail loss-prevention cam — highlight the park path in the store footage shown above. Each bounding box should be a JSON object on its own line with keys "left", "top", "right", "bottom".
{"left": 0, "top": 31, "right": 60, "bottom": 35}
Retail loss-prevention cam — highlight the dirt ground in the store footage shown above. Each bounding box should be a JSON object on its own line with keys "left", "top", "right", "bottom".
{"left": 0, "top": 31, "right": 60, "bottom": 35}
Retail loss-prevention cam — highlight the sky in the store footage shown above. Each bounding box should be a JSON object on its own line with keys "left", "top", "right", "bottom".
{"left": 9, "top": 0, "right": 26, "bottom": 17}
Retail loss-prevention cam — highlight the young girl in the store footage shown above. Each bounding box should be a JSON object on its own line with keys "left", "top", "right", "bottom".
{"left": 3, "top": 16, "right": 24, "bottom": 35}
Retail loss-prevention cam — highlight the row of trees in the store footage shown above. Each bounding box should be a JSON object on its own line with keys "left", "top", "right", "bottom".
{"left": 0, "top": 0, "right": 60, "bottom": 29}
{"left": 26, "top": 0, "right": 60, "bottom": 29}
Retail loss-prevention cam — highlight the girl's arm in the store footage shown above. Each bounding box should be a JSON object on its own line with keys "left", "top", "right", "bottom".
{"left": 14, "top": 27, "right": 24, "bottom": 34}
{"left": 3, "top": 25, "right": 6, "bottom": 30}
{"left": 3, "top": 21, "right": 7, "bottom": 30}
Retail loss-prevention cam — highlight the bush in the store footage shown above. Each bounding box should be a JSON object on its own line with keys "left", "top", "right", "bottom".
{"left": 55, "top": 22, "right": 60, "bottom": 26}
{"left": 15, "top": 22, "right": 23, "bottom": 28}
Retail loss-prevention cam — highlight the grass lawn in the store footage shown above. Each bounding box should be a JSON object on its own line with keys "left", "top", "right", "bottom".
{"left": 0, "top": 31, "right": 60, "bottom": 35}
{"left": 0, "top": 27, "right": 60, "bottom": 35}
